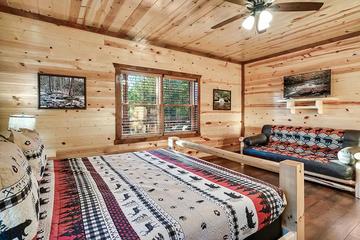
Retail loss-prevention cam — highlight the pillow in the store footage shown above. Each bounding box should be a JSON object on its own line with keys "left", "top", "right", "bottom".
{"left": 0, "top": 138, "right": 39, "bottom": 240}
{"left": 337, "top": 146, "right": 360, "bottom": 165}
{"left": 0, "top": 130, "right": 10, "bottom": 140}
{"left": 0, "top": 135, "right": 7, "bottom": 141}
{"left": 244, "top": 133, "right": 268, "bottom": 146}
{"left": 9, "top": 129, "right": 47, "bottom": 181}
{"left": 21, "top": 129, "right": 47, "bottom": 174}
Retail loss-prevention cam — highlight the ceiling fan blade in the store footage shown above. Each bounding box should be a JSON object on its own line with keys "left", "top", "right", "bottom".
{"left": 211, "top": 13, "right": 245, "bottom": 29}
{"left": 224, "top": 0, "right": 247, "bottom": 6}
{"left": 270, "top": 2, "right": 324, "bottom": 12}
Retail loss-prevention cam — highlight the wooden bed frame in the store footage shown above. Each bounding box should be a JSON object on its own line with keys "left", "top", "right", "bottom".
{"left": 168, "top": 137, "right": 305, "bottom": 240}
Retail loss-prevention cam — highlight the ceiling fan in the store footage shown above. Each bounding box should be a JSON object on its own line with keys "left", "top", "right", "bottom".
{"left": 211, "top": 0, "right": 324, "bottom": 33}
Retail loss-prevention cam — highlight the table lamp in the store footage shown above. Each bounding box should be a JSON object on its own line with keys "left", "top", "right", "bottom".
{"left": 8, "top": 114, "right": 36, "bottom": 130}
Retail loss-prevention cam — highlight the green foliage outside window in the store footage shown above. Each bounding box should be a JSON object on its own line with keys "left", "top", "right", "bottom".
{"left": 120, "top": 73, "right": 198, "bottom": 136}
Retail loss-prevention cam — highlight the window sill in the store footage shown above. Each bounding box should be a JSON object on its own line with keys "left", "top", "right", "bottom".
{"left": 114, "top": 132, "right": 200, "bottom": 145}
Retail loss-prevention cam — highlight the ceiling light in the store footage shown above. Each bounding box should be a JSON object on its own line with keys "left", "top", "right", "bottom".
{"left": 242, "top": 15, "right": 255, "bottom": 30}
{"left": 257, "top": 10, "right": 273, "bottom": 32}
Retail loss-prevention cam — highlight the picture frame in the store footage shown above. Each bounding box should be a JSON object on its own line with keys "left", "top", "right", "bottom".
{"left": 283, "top": 69, "right": 331, "bottom": 99}
{"left": 38, "top": 73, "right": 86, "bottom": 109}
{"left": 213, "top": 89, "right": 231, "bottom": 110}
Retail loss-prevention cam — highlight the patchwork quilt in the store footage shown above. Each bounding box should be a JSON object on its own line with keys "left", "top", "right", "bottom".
{"left": 37, "top": 149, "right": 286, "bottom": 240}
{"left": 0, "top": 137, "right": 40, "bottom": 240}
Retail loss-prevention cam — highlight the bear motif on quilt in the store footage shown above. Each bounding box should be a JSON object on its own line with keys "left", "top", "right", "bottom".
{"left": 9, "top": 129, "right": 47, "bottom": 181}
{"left": 0, "top": 137, "right": 40, "bottom": 240}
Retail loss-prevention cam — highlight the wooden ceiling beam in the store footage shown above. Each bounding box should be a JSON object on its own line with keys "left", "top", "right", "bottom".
{"left": 0, "top": 5, "right": 242, "bottom": 65}
{"left": 101, "top": 0, "right": 125, "bottom": 30}
{"left": 92, "top": 0, "right": 111, "bottom": 28}
{"left": 80, "top": 0, "right": 94, "bottom": 25}
{"left": 69, "top": 0, "right": 82, "bottom": 23}
{"left": 118, "top": 0, "right": 156, "bottom": 36}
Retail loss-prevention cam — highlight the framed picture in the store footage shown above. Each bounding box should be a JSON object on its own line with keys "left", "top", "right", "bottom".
{"left": 213, "top": 89, "right": 231, "bottom": 110}
{"left": 38, "top": 73, "right": 86, "bottom": 109}
{"left": 284, "top": 69, "right": 331, "bottom": 99}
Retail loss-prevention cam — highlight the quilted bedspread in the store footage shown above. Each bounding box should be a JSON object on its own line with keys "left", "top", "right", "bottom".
{"left": 37, "top": 149, "right": 286, "bottom": 240}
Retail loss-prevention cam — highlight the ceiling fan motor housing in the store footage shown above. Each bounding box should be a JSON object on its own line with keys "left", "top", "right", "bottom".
{"left": 247, "top": 0, "right": 273, "bottom": 14}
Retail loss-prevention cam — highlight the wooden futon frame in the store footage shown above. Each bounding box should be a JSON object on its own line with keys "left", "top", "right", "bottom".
{"left": 168, "top": 137, "right": 305, "bottom": 240}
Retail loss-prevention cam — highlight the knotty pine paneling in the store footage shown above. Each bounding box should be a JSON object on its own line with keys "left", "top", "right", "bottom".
{"left": 1, "top": 0, "right": 359, "bottom": 62}
{"left": 244, "top": 36, "right": 360, "bottom": 136}
{"left": 0, "top": 12, "right": 242, "bottom": 158}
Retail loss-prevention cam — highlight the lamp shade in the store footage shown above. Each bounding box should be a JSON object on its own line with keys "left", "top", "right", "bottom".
{"left": 8, "top": 115, "right": 36, "bottom": 130}
{"left": 257, "top": 10, "right": 272, "bottom": 32}
{"left": 242, "top": 15, "right": 255, "bottom": 30}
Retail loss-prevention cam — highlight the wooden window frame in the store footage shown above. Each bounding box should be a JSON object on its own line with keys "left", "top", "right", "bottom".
{"left": 114, "top": 63, "right": 201, "bottom": 144}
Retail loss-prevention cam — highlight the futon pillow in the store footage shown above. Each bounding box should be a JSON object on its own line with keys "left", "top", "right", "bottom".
{"left": 9, "top": 129, "right": 47, "bottom": 181}
{"left": 0, "top": 137, "right": 40, "bottom": 240}
{"left": 244, "top": 133, "right": 268, "bottom": 146}
{"left": 337, "top": 146, "right": 360, "bottom": 165}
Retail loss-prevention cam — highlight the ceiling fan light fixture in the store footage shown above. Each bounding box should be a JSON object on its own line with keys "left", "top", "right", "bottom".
{"left": 257, "top": 10, "right": 273, "bottom": 32}
{"left": 242, "top": 15, "right": 255, "bottom": 30}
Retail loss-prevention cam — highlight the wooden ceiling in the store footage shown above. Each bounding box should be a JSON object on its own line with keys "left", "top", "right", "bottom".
{"left": 0, "top": 0, "right": 360, "bottom": 63}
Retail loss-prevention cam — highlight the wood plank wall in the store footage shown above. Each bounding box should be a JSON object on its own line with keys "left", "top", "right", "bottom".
{"left": 244, "top": 36, "right": 360, "bottom": 136}
{"left": 0, "top": 12, "right": 242, "bottom": 158}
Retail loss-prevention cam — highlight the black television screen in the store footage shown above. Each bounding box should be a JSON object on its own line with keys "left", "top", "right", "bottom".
{"left": 284, "top": 70, "right": 331, "bottom": 99}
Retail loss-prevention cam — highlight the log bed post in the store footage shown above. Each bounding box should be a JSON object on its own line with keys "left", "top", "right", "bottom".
{"left": 168, "top": 137, "right": 180, "bottom": 151}
{"left": 279, "top": 160, "right": 305, "bottom": 240}
{"left": 356, "top": 161, "right": 360, "bottom": 199}
{"left": 168, "top": 137, "right": 305, "bottom": 240}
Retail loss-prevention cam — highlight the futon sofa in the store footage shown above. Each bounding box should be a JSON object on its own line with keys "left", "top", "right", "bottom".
{"left": 243, "top": 125, "right": 360, "bottom": 180}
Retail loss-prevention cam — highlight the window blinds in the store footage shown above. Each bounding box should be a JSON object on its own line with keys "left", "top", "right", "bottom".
{"left": 120, "top": 73, "right": 160, "bottom": 136}
{"left": 120, "top": 72, "right": 199, "bottom": 138}
{"left": 163, "top": 78, "right": 199, "bottom": 133}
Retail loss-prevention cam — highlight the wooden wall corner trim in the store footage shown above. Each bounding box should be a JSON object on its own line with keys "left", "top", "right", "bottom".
{"left": 240, "top": 63, "right": 245, "bottom": 137}
{"left": 356, "top": 161, "right": 360, "bottom": 199}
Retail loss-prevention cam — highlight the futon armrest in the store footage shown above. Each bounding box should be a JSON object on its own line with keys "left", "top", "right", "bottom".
{"left": 243, "top": 134, "right": 268, "bottom": 147}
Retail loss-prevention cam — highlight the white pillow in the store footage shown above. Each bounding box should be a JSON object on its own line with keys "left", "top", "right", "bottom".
{"left": 0, "top": 137, "right": 39, "bottom": 240}
{"left": 9, "top": 129, "right": 47, "bottom": 181}
{"left": 337, "top": 147, "right": 360, "bottom": 165}
{"left": 354, "top": 152, "right": 360, "bottom": 161}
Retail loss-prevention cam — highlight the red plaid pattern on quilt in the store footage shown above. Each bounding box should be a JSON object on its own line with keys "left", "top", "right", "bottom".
{"left": 37, "top": 150, "right": 286, "bottom": 240}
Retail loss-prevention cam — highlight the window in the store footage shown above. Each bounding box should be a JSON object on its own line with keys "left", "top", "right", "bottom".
{"left": 114, "top": 64, "right": 200, "bottom": 143}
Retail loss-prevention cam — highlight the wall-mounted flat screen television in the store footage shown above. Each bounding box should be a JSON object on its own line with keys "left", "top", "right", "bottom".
{"left": 284, "top": 69, "right": 331, "bottom": 99}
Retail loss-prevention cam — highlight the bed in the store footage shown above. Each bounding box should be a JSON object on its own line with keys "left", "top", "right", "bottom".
{"left": 34, "top": 138, "right": 305, "bottom": 240}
